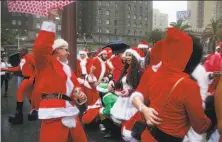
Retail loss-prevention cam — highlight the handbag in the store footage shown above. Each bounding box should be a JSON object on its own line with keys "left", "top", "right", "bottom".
{"left": 131, "top": 77, "right": 185, "bottom": 141}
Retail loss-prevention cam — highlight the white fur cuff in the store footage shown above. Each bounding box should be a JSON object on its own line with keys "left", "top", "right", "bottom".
{"left": 129, "top": 91, "right": 144, "bottom": 105}
{"left": 99, "top": 107, "right": 105, "bottom": 114}
{"left": 41, "top": 21, "right": 56, "bottom": 33}
{"left": 77, "top": 78, "right": 84, "bottom": 84}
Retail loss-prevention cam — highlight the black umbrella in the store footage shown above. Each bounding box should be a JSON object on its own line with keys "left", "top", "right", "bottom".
{"left": 102, "top": 40, "right": 130, "bottom": 54}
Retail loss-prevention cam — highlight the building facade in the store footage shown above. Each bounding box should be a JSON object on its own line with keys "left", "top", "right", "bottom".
{"left": 187, "top": 1, "right": 222, "bottom": 30}
{"left": 152, "top": 9, "right": 168, "bottom": 30}
{"left": 76, "top": 1, "right": 153, "bottom": 47}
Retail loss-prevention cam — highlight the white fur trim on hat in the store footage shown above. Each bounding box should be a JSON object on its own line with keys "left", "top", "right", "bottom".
{"left": 79, "top": 51, "right": 87, "bottom": 55}
{"left": 97, "top": 50, "right": 107, "bottom": 56}
{"left": 216, "top": 46, "right": 220, "bottom": 50}
{"left": 138, "top": 44, "right": 149, "bottom": 49}
{"left": 124, "top": 49, "right": 142, "bottom": 61}
{"left": 52, "top": 39, "right": 69, "bottom": 51}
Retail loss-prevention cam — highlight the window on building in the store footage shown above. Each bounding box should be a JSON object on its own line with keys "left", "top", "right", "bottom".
{"left": 134, "top": 23, "right": 137, "bottom": 28}
{"left": 17, "top": 20, "right": 21, "bottom": 25}
{"left": 140, "top": 7, "right": 142, "bottom": 13}
{"left": 115, "top": 11, "right": 118, "bottom": 17}
{"left": 115, "top": 29, "right": 118, "bottom": 34}
{"left": 98, "top": 1, "right": 101, "bottom": 6}
{"left": 106, "top": 37, "right": 110, "bottom": 42}
{"left": 145, "top": 17, "right": 148, "bottom": 20}
{"left": 134, "top": 31, "right": 136, "bottom": 36}
{"left": 97, "top": 27, "right": 102, "bottom": 33}
{"left": 106, "top": 10, "right": 110, "bottom": 16}
{"left": 138, "top": 23, "right": 142, "bottom": 28}
{"left": 139, "top": 15, "right": 142, "bottom": 20}
{"left": 98, "top": 9, "right": 101, "bottom": 15}
{"left": 98, "top": 18, "right": 102, "bottom": 24}
{"left": 134, "top": 6, "right": 136, "bottom": 10}
{"left": 134, "top": 14, "right": 137, "bottom": 19}
{"left": 128, "top": 22, "right": 131, "bottom": 26}
{"left": 26, "top": 21, "right": 28, "bottom": 26}
{"left": 128, "top": 30, "right": 130, "bottom": 34}
{"left": 114, "top": 20, "right": 117, "bottom": 26}
{"left": 145, "top": 8, "right": 148, "bottom": 12}
{"left": 139, "top": 1, "right": 142, "bottom": 3}
{"left": 106, "top": 19, "right": 110, "bottom": 25}
{"left": 128, "top": 5, "right": 131, "bottom": 10}
{"left": 140, "top": 31, "right": 142, "bottom": 35}
{"left": 106, "top": 28, "right": 110, "bottom": 33}
{"left": 145, "top": 1, "right": 148, "bottom": 4}
{"left": 79, "top": 26, "right": 82, "bottom": 30}
{"left": 99, "top": 36, "right": 102, "bottom": 43}
{"left": 36, "top": 23, "right": 41, "bottom": 29}
{"left": 128, "top": 14, "right": 131, "bottom": 18}
{"left": 115, "top": 3, "right": 118, "bottom": 8}
{"left": 145, "top": 32, "right": 148, "bottom": 35}
{"left": 17, "top": 13, "right": 21, "bottom": 16}
{"left": 106, "top": 2, "right": 110, "bottom": 6}
{"left": 12, "top": 20, "right": 16, "bottom": 25}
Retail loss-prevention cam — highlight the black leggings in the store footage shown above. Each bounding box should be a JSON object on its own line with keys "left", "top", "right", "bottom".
{"left": 1, "top": 75, "right": 9, "bottom": 93}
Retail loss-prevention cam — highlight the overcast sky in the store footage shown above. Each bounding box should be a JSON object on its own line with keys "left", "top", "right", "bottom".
{"left": 153, "top": 1, "right": 187, "bottom": 24}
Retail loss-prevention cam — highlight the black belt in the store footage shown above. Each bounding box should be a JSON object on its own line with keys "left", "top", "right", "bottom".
{"left": 148, "top": 126, "right": 183, "bottom": 142}
{"left": 23, "top": 76, "right": 30, "bottom": 80}
{"left": 41, "top": 94, "right": 73, "bottom": 101}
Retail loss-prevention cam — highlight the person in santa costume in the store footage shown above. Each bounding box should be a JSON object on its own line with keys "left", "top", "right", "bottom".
{"left": 215, "top": 77, "right": 222, "bottom": 142}
{"left": 76, "top": 49, "right": 92, "bottom": 85}
{"left": 1, "top": 47, "right": 35, "bottom": 125}
{"left": 32, "top": 9, "right": 87, "bottom": 142}
{"left": 131, "top": 28, "right": 211, "bottom": 142}
{"left": 98, "top": 48, "right": 144, "bottom": 139}
{"left": 137, "top": 41, "right": 150, "bottom": 69}
{"left": 122, "top": 40, "right": 164, "bottom": 142}
{"left": 81, "top": 48, "right": 111, "bottom": 125}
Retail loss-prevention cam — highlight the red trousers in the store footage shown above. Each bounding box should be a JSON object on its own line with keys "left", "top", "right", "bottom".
{"left": 39, "top": 118, "right": 87, "bottom": 142}
{"left": 17, "top": 78, "right": 33, "bottom": 102}
{"left": 84, "top": 87, "right": 99, "bottom": 106}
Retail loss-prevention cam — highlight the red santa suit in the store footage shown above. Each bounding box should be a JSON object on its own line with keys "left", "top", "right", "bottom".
{"left": 33, "top": 21, "right": 87, "bottom": 142}
{"left": 82, "top": 49, "right": 110, "bottom": 124}
{"left": 122, "top": 40, "right": 164, "bottom": 141}
{"left": 136, "top": 28, "right": 210, "bottom": 142}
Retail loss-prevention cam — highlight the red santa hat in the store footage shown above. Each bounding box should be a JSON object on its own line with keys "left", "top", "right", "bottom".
{"left": 52, "top": 39, "right": 68, "bottom": 51}
{"left": 123, "top": 48, "right": 145, "bottom": 61}
{"left": 96, "top": 49, "right": 107, "bottom": 57}
{"left": 79, "top": 49, "right": 89, "bottom": 55}
{"left": 138, "top": 41, "right": 149, "bottom": 49}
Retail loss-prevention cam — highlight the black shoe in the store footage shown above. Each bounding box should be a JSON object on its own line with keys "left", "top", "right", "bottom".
{"left": 8, "top": 110, "right": 23, "bottom": 125}
{"left": 28, "top": 109, "right": 38, "bottom": 121}
{"left": 103, "top": 132, "right": 119, "bottom": 139}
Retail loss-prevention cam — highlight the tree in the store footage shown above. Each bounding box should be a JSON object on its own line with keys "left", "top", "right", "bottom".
{"left": 148, "top": 29, "right": 165, "bottom": 44}
{"left": 170, "top": 20, "right": 191, "bottom": 32}
{"left": 202, "top": 18, "right": 222, "bottom": 52}
{"left": 1, "top": 24, "right": 17, "bottom": 45}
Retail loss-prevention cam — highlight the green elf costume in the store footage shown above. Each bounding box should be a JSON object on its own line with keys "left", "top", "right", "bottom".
{"left": 96, "top": 82, "right": 118, "bottom": 115}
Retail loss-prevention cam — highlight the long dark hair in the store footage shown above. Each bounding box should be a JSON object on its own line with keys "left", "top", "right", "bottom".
{"left": 117, "top": 55, "right": 141, "bottom": 89}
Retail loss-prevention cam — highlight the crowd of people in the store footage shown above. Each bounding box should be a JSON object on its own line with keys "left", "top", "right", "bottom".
{"left": 1, "top": 9, "right": 222, "bottom": 142}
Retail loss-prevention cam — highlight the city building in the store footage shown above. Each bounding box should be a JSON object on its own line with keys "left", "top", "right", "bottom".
{"left": 76, "top": 1, "right": 153, "bottom": 48}
{"left": 2, "top": 1, "right": 153, "bottom": 52}
{"left": 152, "top": 9, "right": 168, "bottom": 30}
{"left": 187, "top": 1, "right": 222, "bottom": 30}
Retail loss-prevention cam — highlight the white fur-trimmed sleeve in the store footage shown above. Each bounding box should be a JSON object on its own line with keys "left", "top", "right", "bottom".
{"left": 41, "top": 21, "right": 56, "bottom": 33}
{"left": 129, "top": 91, "right": 144, "bottom": 105}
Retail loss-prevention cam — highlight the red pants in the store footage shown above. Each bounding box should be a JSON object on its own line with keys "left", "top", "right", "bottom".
{"left": 17, "top": 78, "right": 33, "bottom": 102}
{"left": 84, "top": 87, "right": 99, "bottom": 106}
{"left": 40, "top": 118, "right": 87, "bottom": 142}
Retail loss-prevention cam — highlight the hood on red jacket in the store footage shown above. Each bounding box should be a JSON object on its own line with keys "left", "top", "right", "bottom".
{"left": 149, "top": 40, "right": 164, "bottom": 66}
{"left": 162, "top": 28, "right": 193, "bottom": 72}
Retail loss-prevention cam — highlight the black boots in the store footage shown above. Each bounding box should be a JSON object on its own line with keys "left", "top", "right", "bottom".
{"left": 8, "top": 102, "right": 23, "bottom": 125}
{"left": 28, "top": 109, "right": 38, "bottom": 121}
{"left": 28, "top": 100, "right": 38, "bottom": 121}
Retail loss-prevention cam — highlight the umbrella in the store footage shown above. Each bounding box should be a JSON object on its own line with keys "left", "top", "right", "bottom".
{"left": 7, "top": 0, "right": 73, "bottom": 17}
{"left": 103, "top": 40, "right": 129, "bottom": 54}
